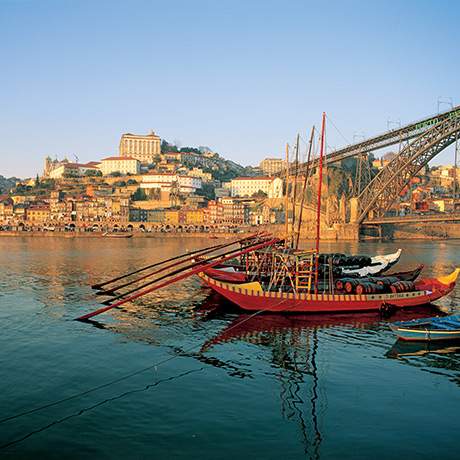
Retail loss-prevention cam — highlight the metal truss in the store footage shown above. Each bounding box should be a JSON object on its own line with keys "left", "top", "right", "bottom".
{"left": 357, "top": 115, "right": 460, "bottom": 223}
{"left": 282, "top": 105, "right": 460, "bottom": 177}
{"left": 352, "top": 152, "right": 373, "bottom": 197}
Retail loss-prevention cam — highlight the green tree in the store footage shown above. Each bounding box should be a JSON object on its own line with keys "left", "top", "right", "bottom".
{"left": 252, "top": 190, "right": 268, "bottom": 199}
{"left": 85, "top": 169, "right": 102, "bottom": 177}
{"left": 132, "top": 187, "right": 147, "bottom": 201}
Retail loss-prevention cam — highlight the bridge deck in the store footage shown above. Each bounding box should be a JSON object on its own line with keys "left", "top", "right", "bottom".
{"left": 362, "top": 213, "right": 460, "bottom": 225}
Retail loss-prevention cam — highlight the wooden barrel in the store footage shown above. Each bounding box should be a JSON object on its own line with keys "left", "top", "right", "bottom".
{"left": 356, "top": 282, "right": 384, "bottom": 295}
{"left": 376, "top": 276, "right": 400, "bottom": 287}
{"left": 344, "top": 279, "right": 359, "bottom": 293}
{"left": 390, "top": 280, "right": 415, "bottom": 293}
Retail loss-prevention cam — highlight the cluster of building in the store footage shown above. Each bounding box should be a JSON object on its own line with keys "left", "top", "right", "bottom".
{"left": 372, "top": 155, "right": 460, "bottom": 214}
{"left": 0, "top": 131, "right": 287, "bottom": 231}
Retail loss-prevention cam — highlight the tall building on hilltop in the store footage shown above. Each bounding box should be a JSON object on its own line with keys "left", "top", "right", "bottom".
{"left": 119, "top": 130, "right": 161, "bottom": 164}
{"left": 259, "top": 158, "right": 285, "bottom": 175}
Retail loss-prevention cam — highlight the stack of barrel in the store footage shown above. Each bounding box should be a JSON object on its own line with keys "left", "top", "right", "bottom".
{"left": 335, "top": 276, "right": 415, "bottom": 295}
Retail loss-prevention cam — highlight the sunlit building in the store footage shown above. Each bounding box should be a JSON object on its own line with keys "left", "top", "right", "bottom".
{"left": 99, "top": 156, "right": 140, "bottom": 176}
{"left": 119, "top": 131, "right": 161, "bottom": 164}
{"left": 259, "top": 158, "right": 285, "bottom": 175}
{"left": 230, "top": 177, "right": 283, "bottom": 198}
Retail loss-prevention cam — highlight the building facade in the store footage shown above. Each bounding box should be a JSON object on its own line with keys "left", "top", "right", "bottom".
{"left": 140, "top": 173, "right": 202, "bottom": 194}
{"left": 99, "top": 157, "right": 140, "bottom": 176}
{"left": 259, "top": 158, "right": 285, "bottom": 175}
{"left": 48, "top": 162, "right": 100, "bottom": 179}
{"left": 119, "top": 131, "right": 161, "bottom": 164}
{"left": 230, "top": 177, "right": 283, "bottom": 198}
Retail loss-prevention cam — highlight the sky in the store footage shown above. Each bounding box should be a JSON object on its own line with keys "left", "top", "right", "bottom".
{"left": 1, "top": 0, "right": 459, "bottom": 178}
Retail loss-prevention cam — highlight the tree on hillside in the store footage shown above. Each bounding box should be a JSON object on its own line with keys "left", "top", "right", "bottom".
{"left": 252, "top": 190, "right": 268, "bottom": 199}
{"left": 85, "top": 169, "right": 102, "bottom": 177}
{"left": 161, "top": 140, "right": 178, "bottom": 153}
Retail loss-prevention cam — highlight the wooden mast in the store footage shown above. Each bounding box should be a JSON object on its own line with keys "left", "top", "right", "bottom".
{"left": 314, "top": 113, "right": 326, "bottom": 293}
{"left": 295, "top": 126, "right": 315, "bottom": 250}
{"left": 291, "top": 134, "right": 300, "bottom": 247}
{"left": 284, "top": 143, "right": 290, "bottom": 247}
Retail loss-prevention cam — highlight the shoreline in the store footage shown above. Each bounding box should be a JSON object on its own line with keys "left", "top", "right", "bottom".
{"left": 0, "top": 230, "right": 457, "bottom": 241}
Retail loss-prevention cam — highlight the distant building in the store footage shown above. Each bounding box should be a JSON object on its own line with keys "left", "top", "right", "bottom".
{"left": 26, "top": 205, "right": 50, "bottom": 222}
{"left": 48, "top": 162, "right": 100, "bottom": 179}
{"left": 140, "top": 173, "right": 202, "bottom": 194}
{"left": 99, "top": 157, "right": 140, "bottom": 176}
{"left": 119, "top": 131, "right": 161, "bottom": 164}
{"left": 230, "top": 177, "right": 283, "bottom": 198}
{"left": 259, "top": 158, "right": 285, "bottom": 175}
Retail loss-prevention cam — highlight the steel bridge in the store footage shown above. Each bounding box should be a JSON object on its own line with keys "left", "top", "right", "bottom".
{"left": 362, "top": 212, "right": 460, "bottom": 225}
{"left": 283, "top": 105, "right": 460, "bottom": 224}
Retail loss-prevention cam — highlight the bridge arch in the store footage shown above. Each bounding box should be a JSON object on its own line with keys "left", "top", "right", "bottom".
{"left": 356, "top": 115, "right": 460, "bottom": 223}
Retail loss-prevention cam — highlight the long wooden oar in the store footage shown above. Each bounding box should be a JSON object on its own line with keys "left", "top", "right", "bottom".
{"left": 95, "top": 233, "right": 270, "bottom": 296}
{"left": 99, "top": 236, "right": 274, "bottom": 305}
{"left": 91, "top": 232, "right": 266, "bottom": 290}
{"left": 75, "top": 238, "right": 279, "bottom": 321}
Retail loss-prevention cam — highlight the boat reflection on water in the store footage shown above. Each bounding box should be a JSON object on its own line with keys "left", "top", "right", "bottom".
{"left": 199, "top": 303, "right": 441, "bottom": 459}
{"left": 387, "top": 340, "right": 460, "bottom": 358}
{"left": 386, "top": 337, "right": 460, "bottom": 387}
{"left": 200, "top": 305, "right": 442, "bottom": 352}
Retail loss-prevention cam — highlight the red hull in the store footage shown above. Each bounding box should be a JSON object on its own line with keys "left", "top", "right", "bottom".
{"left": 198, "top": 273, "right": 456, "bottom": 313}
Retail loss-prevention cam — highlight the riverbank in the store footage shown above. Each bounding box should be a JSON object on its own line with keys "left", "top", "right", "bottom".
{"left": 1, "top": 228, "right": 459, "bottom": 240}
{"left": 0, "top": 230, "right": 249, "bottom": 239}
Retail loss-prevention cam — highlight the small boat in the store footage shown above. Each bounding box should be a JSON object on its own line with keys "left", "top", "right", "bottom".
{"left": 102, "top": 232, "right": 133, "bottom": 238}
{"left": 385, "top": 264, "right": 424, "bottom": 282}
{"left": 390, "top": 313, "right": 460, "bottom": 341}
{"left": 341, "top": 249, "right": 402, "bottom": 277}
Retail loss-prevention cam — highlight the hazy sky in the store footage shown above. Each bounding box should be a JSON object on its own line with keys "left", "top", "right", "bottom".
{"left": 1, "top": 0, "right": 459, "bottom": 178}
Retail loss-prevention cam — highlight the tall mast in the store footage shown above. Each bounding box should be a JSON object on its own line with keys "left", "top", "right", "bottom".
{"left": 314, "top": 113, "right": 326, "bottom": 293}
{"left": 291, "top": 134, "right": 300, "bottom": 247}
{"left": 284, "top": 143, "right": 290, "bottom": 247}
{"left": 295, "top": 126, "right": 315, "bottom": 250}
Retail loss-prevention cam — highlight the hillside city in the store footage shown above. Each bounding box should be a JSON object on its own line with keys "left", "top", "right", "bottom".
{"left": 0, "top": 130, "right": 458, "bottom": 233}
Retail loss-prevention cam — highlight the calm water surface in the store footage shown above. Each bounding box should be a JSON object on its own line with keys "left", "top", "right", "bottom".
{"left": 1, "top": 237, "right": 460, "bottom": 459}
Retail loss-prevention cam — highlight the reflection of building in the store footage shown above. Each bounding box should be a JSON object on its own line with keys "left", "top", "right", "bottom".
{"left": 259, "top": 158, "right": 285, "bottom": 175}
{"left": 99, "top": 156, "right": 140, "bottom": 176}
{"left": 230, "top": 177, "right": 283, "bottom": 198}
{"left": 119, "top": 131, "right": 161, "bottom": 164}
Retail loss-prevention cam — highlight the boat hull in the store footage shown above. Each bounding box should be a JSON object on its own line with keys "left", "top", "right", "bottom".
{"left": 390, "top": 326, "right": 460, "bottom": 341}
{"left": 198, "top": 272, "right": 455, "bottom": 313}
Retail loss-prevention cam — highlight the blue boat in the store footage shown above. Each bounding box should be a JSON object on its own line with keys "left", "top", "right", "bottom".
{"left": 390, "top": 314, "right": 460, "bottom": 341}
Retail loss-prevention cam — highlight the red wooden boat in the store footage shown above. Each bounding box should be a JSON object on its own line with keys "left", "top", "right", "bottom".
{"left": 198, "top": 268, "right": 460, "bottom": 313}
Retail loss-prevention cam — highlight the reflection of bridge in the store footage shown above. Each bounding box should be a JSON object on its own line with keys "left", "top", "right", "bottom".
{"left": 362, "top": 212, "right": 460, "bottom": 225}
{"left": 284, "top": 104, "right": 460, "bottom": 231}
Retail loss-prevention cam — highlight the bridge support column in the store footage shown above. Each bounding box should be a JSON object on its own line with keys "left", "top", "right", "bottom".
{"left": 349, "top": 197, "right": 359, "bottom": 223}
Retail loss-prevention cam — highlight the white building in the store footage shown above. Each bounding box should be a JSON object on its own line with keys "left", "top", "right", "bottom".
{"left": 140, "top": 173, "right": 202, "bottom": 194}
{"left": 99, "top": 156, "right": 140, "bottom": 176}
{"left": 230, "top": 177, "right": 283, "bottom": 198}
{"left": 119, "top": 131, "right": 161, "bottom": 164}
{"left": 48, "top": 162, "right": 101, "bottom": 179}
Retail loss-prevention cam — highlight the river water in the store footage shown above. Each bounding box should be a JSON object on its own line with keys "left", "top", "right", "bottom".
{"left": 1, "top": 237, "right": 459, "bottom": 459}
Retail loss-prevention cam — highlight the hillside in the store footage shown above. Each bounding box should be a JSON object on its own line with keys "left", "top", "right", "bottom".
{"left": 0, "top": 175, "right": 19, "bottom": 194}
